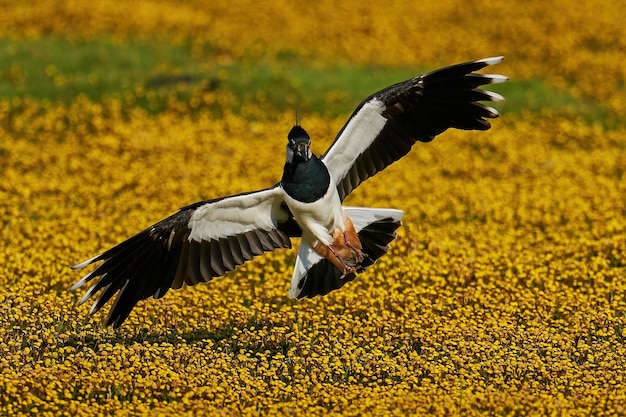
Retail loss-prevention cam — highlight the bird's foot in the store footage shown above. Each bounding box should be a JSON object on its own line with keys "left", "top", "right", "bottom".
{"left": 326, "top": 244, "right": 359, "bottom": 279}
{"left": 344, "top": 237, "right": 367, "bottom": 263}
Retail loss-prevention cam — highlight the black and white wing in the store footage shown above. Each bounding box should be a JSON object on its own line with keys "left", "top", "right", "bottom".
{"left": 321, "top": 56, "right": 507, "bottom": 201}
{"left": 71, "top": 186, "right": 296, "bottom": 328}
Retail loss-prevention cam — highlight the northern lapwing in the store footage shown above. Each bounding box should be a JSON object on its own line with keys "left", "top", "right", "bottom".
{"left": 71, "top": 56, "right": 507, "bottom": 327}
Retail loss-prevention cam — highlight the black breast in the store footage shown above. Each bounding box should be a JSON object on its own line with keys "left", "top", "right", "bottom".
{"left": 281, "top": 155, "right": 331, "bottom": 203}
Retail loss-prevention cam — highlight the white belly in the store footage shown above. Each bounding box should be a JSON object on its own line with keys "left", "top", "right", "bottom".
{"left": 282, "top": 182, "right": 344, "bottom": 246}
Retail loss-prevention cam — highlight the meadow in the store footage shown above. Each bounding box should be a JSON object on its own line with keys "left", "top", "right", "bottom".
{"left": 1, "top": 0, "right": 625, "bottom": 415}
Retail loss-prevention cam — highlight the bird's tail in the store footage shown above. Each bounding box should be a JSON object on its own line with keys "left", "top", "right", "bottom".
{"left": 288, "top": 207, "right": 403, "bottom": 299}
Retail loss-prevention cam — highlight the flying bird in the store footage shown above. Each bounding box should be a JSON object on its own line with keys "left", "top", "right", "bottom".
{"left": 71, "top": 56, "right": 507, "bottom": 327}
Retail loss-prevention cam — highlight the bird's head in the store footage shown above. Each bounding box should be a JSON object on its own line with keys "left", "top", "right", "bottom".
{"left": 286, "top": 125, "right": 312, "bottom": 163}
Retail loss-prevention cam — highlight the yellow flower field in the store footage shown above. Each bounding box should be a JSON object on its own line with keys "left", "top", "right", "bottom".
{"left": 1, "top": 0, "right": 625, "bottom": 415}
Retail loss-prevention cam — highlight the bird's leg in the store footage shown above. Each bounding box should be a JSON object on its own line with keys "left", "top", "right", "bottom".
{"left": 326, "top": 244, "right": 359, "bottom": 278}
{"left": 312, "top": 216, "right": 366, "bottom": 278}
{"left": 313, "top": 233, "right": 357, "bottom": 277}
{"left": 342, "top": 216, "right": 366, "bottom": 263}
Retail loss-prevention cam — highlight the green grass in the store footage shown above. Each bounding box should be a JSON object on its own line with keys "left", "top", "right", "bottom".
{"left": 0, "top": 36, "right": 612, "bottom": 123}
{"left": 0, "top": 37, "right": 204, "bottom": 101}
{"left": 490, "top": 79, "right": 614, "bottom": 127}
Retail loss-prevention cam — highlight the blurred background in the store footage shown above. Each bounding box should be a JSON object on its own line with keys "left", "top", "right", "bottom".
{"left": 1, "top": 0, "right": 622, "bottom": 123}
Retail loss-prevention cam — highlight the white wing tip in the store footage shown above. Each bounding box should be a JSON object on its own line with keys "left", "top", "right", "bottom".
{"left": 484, "top": 90, "right": 505, "bottom": 102}
{"left": 70, "top": 276, "right": 89, "bottom": 291}
{"left": 80, "top": 289, "right": 94, "bottom": 305}
{"left": 478, "top": 56, "right": 504, "bottom": 66}
{"left": 88, "top": 299, "right": 100, "bottom": 315}
{"left": 483, "top": 105, "right": 500, "bottom": 118}
{"left": 484, "top": 74, "right": 509, "bottom": 84}
{"left": 71, "top": 254, "right": 100, "bottom": 270}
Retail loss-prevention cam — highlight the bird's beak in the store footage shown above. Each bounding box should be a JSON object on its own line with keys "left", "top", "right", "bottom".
{"left": 296, "top": 141, "right": 310, "bottom": 161}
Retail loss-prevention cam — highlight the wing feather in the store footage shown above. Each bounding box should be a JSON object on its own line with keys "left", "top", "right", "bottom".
{"left": 245, "top": 230, "right": 265, "bottom": 255}
{"left": 218, "top": 238, "right": 236, "bottom": 272}
{"left": 236, "top": 234, "right": 254, "bottom": 261}
{"left": 198, "top": 240, "right": 213, "bottom": 281}
{"left": 322, "top": 56, "right": 507, "bottom": 201}
{"left": 186, "top": 242, "right": 203, "bottom": 285}
{"left": 227, "top": 236, "right": 245, "bottom": 266}
{"left": 171, "top": 243, "right": 189, "bottom": 290}
{"left": 71, "top": 186, "right": 295, "bottom": 327}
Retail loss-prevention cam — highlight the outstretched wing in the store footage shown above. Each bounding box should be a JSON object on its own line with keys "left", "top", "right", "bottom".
{"left": 71, "top": 186, "right": 296, "bottom": 328}
{"left": 322, "top": 56, "right": 507, "bottom": 201}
